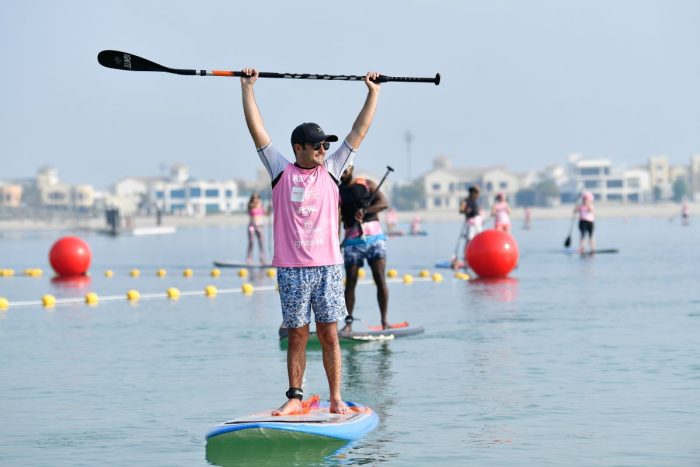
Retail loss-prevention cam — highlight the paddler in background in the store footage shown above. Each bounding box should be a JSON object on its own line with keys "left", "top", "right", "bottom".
{"left": 574, "top": 191, "right": 596, "bottom": 253}
{"left": 451, "top": 185, "right": 483, "bottom": 269}
{"left": 339, "top": 164, "right": 390, "bottom": 330}
{"left": 246, "top": 192, "right": 267, "bottom": 265}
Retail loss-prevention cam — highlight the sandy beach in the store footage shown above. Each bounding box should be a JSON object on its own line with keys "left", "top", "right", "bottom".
{"left": 0, "top": 202, "right": 692, "bottom": 232}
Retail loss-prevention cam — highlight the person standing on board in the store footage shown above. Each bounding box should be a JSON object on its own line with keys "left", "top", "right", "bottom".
{"left": 246, "top": 192, "right": 267, "bottom": 264}
{"left": 452, "top": 185, "right": 482, "bottom": 269}
{"left": 490, "top": 192, "right": 512, "bottom": 233}
{"left": 339, "top": 164, "right": 390, "bottom": 331}
{"left": 575, "top": 191, "right": 596, "bottom": 253}
{"left": 240, "top": 67, "right": 381, "bottom": 416}
{"left": 385, "top": 207, "right": 399, "bottom": 234}
{"left": 681, "top": 200, "right": 690, "bottom": 226}
{"left": 460, "top": 185, "right": 483, "bottom": 240}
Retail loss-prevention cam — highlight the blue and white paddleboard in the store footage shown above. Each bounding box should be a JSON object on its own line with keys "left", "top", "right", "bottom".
{"left": 206, "top": 400, "right": 378, "bottom": 442}
{"left": 563, "top": 248, "right": 620, "bottom": 256}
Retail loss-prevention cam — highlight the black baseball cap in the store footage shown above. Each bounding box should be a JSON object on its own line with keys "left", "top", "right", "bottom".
{"left": 291, "top": 122, "right": 338, "bottom": 145}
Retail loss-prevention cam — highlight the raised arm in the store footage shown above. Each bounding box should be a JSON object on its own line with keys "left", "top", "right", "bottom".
{"left": 240, "top": 69, "right": 271, "bottom": 148}
{"left": 345, "top": 72, "right": 382, "bottom": 150}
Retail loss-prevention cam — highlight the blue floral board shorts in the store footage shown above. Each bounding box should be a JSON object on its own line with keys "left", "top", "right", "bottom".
{"left": 343, "top": 240, "right": 387, "bottom": 268}
{"left": 277, "top": 265, "right": 347, "bottom": 328}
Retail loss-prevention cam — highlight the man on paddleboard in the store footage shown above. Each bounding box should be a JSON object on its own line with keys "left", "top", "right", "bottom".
{"left": 339, "top": 165, "right": 390, "bottom": 330}
{"left": 240, "top": 68, "right": 381, "bottom": 416}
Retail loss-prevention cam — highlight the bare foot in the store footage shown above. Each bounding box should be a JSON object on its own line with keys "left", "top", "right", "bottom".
{"left": 381, "top": 322, "right": 390, "bottom": 330}
{"left": 271, "top": 398, "right": 302, "bottom": 416}
{"left": 329, "top": 397, "right": 350, "bottom": 414}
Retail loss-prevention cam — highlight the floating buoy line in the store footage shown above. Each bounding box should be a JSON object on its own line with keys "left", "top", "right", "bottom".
{"left": 0, "top": 268, "right": 466, "bottom": 311}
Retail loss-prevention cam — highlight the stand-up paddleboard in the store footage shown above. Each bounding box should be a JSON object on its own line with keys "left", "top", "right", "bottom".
{"left": 279, "top": 321, "right": 424, "bottom": 348}
{"left": 213, "top": 259, "right": 273, "bottom": 269}
{"left": 386, "top": 231, "right": 405, "bottom": 237}
{"left": 206, "top": 397, "right": 378, "bottom": 442}
{"left": 564, "top": 248, "right": 619, "bottom": 256}
{"left": 435, "top": 259, "right": 467, "bottom": 269}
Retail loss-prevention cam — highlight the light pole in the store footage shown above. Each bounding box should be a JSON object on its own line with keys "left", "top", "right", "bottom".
{"left": 405, "top": 130, "right": 413, "bottom": 180}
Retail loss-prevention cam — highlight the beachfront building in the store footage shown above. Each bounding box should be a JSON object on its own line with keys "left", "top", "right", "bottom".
{"left": 40, "top": 183, "right": 96, "bottom": 213}
{"left": 111, "top": 176, "right": 165, "bottom": 215}
{"left": 691, "top": 155, "right": 700, "bottom": 200}
{"left": 151, "top": 180, "right": 240, "bottom": 216}
{"left": 561, "top": 154, "right": 651, "bottom": 203}
{"left": 420, "top": 155, "right": 521, "bottom": 210}
{"left": 647, "top": 155, "right": 692, "bottom": 201}
{"left": 0, "top": 183, "right": 22, "bottom": 208}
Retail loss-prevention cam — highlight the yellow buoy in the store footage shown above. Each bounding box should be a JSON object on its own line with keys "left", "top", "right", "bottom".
{"left": 266, "top": 268, "right": 276, "bottom": 278}
{"left": 241, "top": 283, "right": 254, "bottom": 294}
{"left": 454, "top": 272, "right": 471, "bottom": 281}
{"left": 85, "top": 292, "right": 99, "bottom": 306}
{"left": 32, "top": 268, "right": 43, "bottom": 277}
{"left": 156, "top": 268, "right": 167, "bottom": 278}
{"left": 166, "top": 287, "right": 180, "bottom": 300}
{"left": 183, "top": 268, "right": 193, "bottom": 278}
{"left": 210, "top": 268, "right": 221, "bottom": 277}
{"left": 130, "top": 269, "right": 140, "bottom": 278}
{"left": 358, "top": 268, "right": 366, "bottom": 279}
{"left": 104, "top": 270, "right": 114, "bottom": 278}
{"left": 42, "top": 294, "right": 56, "bottom": 308}
{"left": 387, "top": 269, "right": 398, "bottom": 278}
{"left": 403, "top": 274, "right": 414, "bottom": 284}
{"left": 126, "top": 289, "right": 140, "bottom": 301}
{"left": 204, "top": 285, "right": 218, "bottom": 297}
{"left": 419, "top": 269, "right": 431, "bottom": 278}
{"left": 238, "top": 268, "right": 249, "bottom": 278}
{"left": 432, "top": 272, "right": 444, "bottom": 283}
{"left": 0, "top": 297, "right": 9, "bottom": 310}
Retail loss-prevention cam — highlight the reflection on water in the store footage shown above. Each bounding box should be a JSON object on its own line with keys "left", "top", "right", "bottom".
{"left": 467, "top": 277, "right": 519, "bottom": 303}
{"left": 205, "top": 433, "right": 348, "bottom": 466}
{"left": 50, "top": 275, "right": 92, "bottom": 290}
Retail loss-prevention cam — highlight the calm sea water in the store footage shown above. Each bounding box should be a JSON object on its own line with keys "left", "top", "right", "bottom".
{"left": 0, "top": 216, "right": 698, "bottom": 466}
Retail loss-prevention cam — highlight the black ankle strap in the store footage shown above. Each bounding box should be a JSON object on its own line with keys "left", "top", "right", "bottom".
{"left": 286, "top": 387, "right": 303, "bottom": 400}
{"left": 344, "top": 316, "right": 354, "bottom": 324}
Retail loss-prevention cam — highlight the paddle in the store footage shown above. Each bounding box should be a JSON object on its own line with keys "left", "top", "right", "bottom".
{"left": 563, "top": 214, "right": 577, "bottom": 248}
{"left": 98, "top": 50, "right": 440, "bottom": 85}
{"left": 451, "top": 221, "right": 468, "bottom": 268}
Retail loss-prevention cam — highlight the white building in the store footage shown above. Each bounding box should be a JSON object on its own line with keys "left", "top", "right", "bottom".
{"left": 152, "top": 181, "right": 240, "bottom": 216}
{"left": 421, "top": 156, "right": 521, "bottom": 210}
{"left": 563, "top": 154, "right": 651, "bottom": 203}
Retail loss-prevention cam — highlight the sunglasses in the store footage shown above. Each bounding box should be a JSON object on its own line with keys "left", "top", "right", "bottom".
{"left": 307, "top": 141, "right": 330, "bottom": 151}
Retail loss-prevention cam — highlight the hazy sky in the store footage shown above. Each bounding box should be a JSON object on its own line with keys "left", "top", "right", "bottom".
{"left": 2, "top": 0, "right": 699, "bottom": 188}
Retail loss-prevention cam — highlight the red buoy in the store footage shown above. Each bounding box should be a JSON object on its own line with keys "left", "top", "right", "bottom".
{"left": 49, "top": 236, "right": 92, "bottom": 277}
{"left": 466, "top": 230, "right": 519, "bottom": 278}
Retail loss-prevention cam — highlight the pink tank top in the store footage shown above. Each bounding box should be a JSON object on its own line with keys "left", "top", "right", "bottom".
{"left": 249, "top": 206, "right": 264, "bottom": 217}
{"left": 271, "top": 163, "right": 343, "bottom": 267}
{"left": 579, "top": 204, "right": 594, "bottom": 222}
{"left": 493, "top": 202, "right": 510, "bottom": 224}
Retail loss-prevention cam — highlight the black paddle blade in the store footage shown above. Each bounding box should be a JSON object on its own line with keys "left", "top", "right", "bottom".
{"left": 99, "top": 50, "right": 159, "bottom": 72}
{"left": 564, "top": 235, "right": 572, "bottom": 248}
{"left": 97, "top": 50, "right": 196, "bottom": 75}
